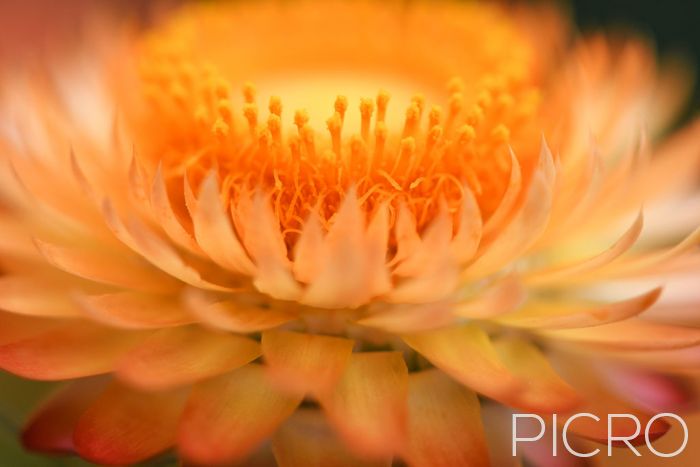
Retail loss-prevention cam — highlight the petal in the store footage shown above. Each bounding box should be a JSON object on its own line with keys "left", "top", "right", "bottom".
{"left": 0, "top": 274, "right": 80, "bottom": 318}
{"left": 302, "top": 189, "right": 384, "bottom": 308}
{"left": 190, "top": 172, "right": 256, "bottom": 275}
{"left": 455, "top": 275, "right": 527, "bottom": 319}
{"left": 236, "top": 192, "right": 302, "bottom": 300}
{"left": 450, "top": 185, "right": 482, "bottom": 263}
{"left": 150, "top": 164, "right": 202, "bottom": 255}
{"left": 177, "top": 364, "right": 302, "bottom": 465}
{"left": 262, "top": 330, "right": 355, "bottom": 397}
{"left": 467, "top": 143, "right": 555, "bottom": 277}
{"left": 499, "top": 287, "right": 661, "bottom": 330}
{"left": 356, "top": 301, "right": 456, "bottom": 334}
{"left": 403, "top": 369, "right": 489, "bottom": 467}
{"left": 0, "top": 324, "right": 144, "bottom": 380}
{"left": 102, "top": 200, "right": 233, "bottom": 292}
{"left": 22, "top": 377, "right": 109, "bottom": 454}
{"left": 321, "top": 352, "right": 408, "bottom": 458}
{"left": 493, "top": 338, "right": 582, "bottom": 413}
{"left": 34, "top": 238, "right": 179, "bottom": 293}
{"left": 273, "top": 409, "right": 390, "bottom": 467}
{"left": 116, "top": 326, "right": 260, "bottom": 391}
{"left": 0, "top": 311, "right": 61, "bottom": 345}
{"left": 74, "top": 382, "right": 186, "bottom": 465}
{"left": 184, "top": 288, "right": 295, "bottom": 332}
{"left": 75, "top": 291, "right": 194, "bottom": 329}
{"left": 481, "top": 148, "right": 522, "bottom": 238}
{"left": 292, "top": 208, "right": 325, "bottom": 283}
{"left": 526, "top": 211, "right": 643, "bottom": 285}
{"left": 544, "top": 319, "right": 700, "bottom": 350}
{"left": 403, "top": 324, "right": 523, "bottom": 404}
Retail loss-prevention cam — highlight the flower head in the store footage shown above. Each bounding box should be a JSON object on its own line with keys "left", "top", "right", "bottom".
{"left": 1, "top": 1, "right": 700, "bottom": 465}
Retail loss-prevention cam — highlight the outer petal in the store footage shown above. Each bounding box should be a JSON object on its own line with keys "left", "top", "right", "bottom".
{"left": 273, "top": 409, "right": 390, "bottom": 467}
{"left": 403, "top": 324, "right": 523, "bottom": 404}
{"left": 116, "top": 326, "right": 260, "bottom": 391}
{"left": 543, "top": 319, "right": 700, "bottom": 350}
{"left": 0, "top": 275, "right": 80, "bottom": 317}
{"left": 177, "top": 364, "right": 302, "bottom": 465}
{"left": 262, "top": 330, "right": 355, "bottom": 397}
{"left": 321, "top": 352, "right": 408, "bottom": 459}
{"left": 403, "top": 369, "right": 489, "bottom": 467}
{"left": 22, "top": 377, "right": 109, "bottom": 454}
{"left": 0, "top": 324, "right": 144, "bottom": 380}
{"left": 75, "top": 291, "right": 194, "bottom": 329}
{"left": 493, "top": 338, "right": 582, "bottom": 413}
{"left": 74, "top": 383, "right": 187, "bottom": 465}
{"left": 499, "top": 287, "right": 662, "bottom": 330}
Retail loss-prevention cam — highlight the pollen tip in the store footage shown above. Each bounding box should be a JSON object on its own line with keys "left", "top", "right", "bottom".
{"left": 269, "top": 96, "right": 283, "bottom": 116}
{"left": 243, "top": 82, "right": 257, "bottom": 103}
{"left": 294, "top": 109, "right": 310, "bottom": 131}
{"left": 491, "top": 124, "right": 510, "bottom": 143}
{"left": 334, "top": 95, "right": 348, "bottom": 119}
{"left": 457, "top": 124, "right": 476, "bottom": 143}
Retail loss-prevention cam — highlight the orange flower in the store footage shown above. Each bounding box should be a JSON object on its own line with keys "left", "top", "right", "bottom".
{"left": 1, "top": 1, "right": 700, "bottom": 465}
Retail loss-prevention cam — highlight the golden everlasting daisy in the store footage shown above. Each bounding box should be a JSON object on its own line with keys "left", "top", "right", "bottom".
{"left": 1, "top": 1, "right": 700, "bottom": 465}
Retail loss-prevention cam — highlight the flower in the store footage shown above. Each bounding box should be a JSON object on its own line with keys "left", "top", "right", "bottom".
{"left": 1, "top": 0, "right": 700, "bottom": 465}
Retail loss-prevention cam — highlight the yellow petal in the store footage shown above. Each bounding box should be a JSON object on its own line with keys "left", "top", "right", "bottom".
{"left": 322, "top": 352, "right": 408, "bottom": 458}
{"left": 273, "top": 409, "right": 390, "bottom": 467}
{"left": 403, "top": 369, "right": 489, "bottom": 467}
{"left": 262, "top": 330, "right": 355, "bottom": 397}
{"left": 177, "top": 364, "right": 302, "bottom": 465}
{"left": 0, "top": 274, "right": 80, "bottom": 318}
{"left": 403, "top": 324, "right": 523, "bottom": 403}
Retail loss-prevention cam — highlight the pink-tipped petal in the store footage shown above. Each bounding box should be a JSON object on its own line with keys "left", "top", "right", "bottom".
{"left": 74, "top": 382, "right": 186, "bottom": 465}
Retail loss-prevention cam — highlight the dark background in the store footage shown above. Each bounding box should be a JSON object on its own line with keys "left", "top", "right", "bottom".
{"left": 569, "top": 0, "right": 700, "bottom": 120}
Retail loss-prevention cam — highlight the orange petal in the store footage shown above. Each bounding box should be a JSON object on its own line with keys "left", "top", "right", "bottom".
{"left": 0, "top": 275, "right": 80, "bottom": 317}
{"left": 493, "top": 338, "right": 581, "bottom": 413}
{"left": 23, "top": 377, "right": 109, "bottom": 454}
{"left": 75, "top": 291, "right": 194, "bottom": 329}
{"left": 0, "top": 324, "right": 144, "bottom": 380}
{"left": 185, "top": 288, "right": 295, "bottom": 332}
{"left": 544, "top": 319, "right": 700, "bottom": 350}
{"left": 273, "top": 409, "right": 390, "bottom": 467}
{"left": 102, "top": 200, "right": 232, "bottom": 292}
{"left": 499, "top": 287, "right": 661, "bottom": 329}
{"left": 403, "top": 369, "right": 489, "bottom": 467}
{"left": 403, "top": 324, "right": 523, "bottom": 404}
{"left": 116, "top": 326, "right": 260, "bottom": 391}
{"left": 34, "top": 238, "right": 179, "bottom": 293}
{"left": 177, "top": 364, "right": 302, "bottom": 465}
{"left": 262, "top": 330, "right": 355, "bottom": 397}
{"left": 0, "top": 311, "right": 61, "bottom": 345}
{"left": 292, "top": 208, "right": 325, "bottom": 283}
{"left": 150, "top": 165, "right": 203, "bottom": 255}
{"left": 190, "top": 172, "right": 256, "bottom": 275}
{"left": 321, "top": 352, "right": 408, "bottom": 458}
{"left": 450, "top": 185, "right": 482, "bottom": 263}
{"left": 74, "top": 382, "right": 186, "bottom": 465}
{"left": 481, "top": 149, "right": 522, "bottom": 239}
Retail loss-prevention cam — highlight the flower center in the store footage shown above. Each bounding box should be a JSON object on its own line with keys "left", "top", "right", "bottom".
{"left": 124, "top": 1, "right": 545, "bottom": 248}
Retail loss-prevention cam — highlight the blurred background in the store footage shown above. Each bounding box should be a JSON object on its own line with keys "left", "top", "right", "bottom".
{"left": 0, "top": 0, "right": 698, "bottom": 466}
